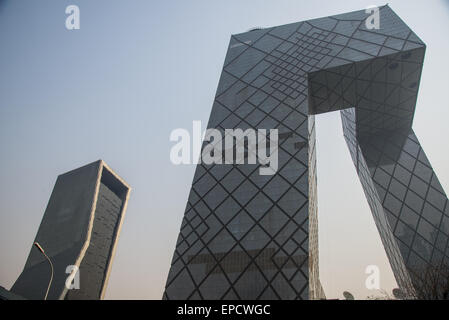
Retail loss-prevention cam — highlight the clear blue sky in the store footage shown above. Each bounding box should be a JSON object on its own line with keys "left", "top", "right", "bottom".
{"left": 0, "top": 0, "right": 448, "bottom": 299}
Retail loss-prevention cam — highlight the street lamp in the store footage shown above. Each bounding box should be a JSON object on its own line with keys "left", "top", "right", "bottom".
{"left": 34, "top": 242, "right": 53, "bottom": 300}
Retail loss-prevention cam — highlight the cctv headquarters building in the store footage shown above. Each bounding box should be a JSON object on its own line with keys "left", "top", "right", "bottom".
{"left": 164, "top": 6, "right": 449, "bottom": 299}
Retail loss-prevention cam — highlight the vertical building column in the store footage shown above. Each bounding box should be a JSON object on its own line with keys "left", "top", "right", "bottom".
{"left": 342, "top": 108, "right": 449, "bottom": 298}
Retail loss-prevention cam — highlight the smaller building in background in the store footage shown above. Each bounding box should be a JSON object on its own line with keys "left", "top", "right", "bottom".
{"left": 11, "top": 160, "right": 131, "bottom": 300}
{"left": 0, "top": 286, "right": 26, "bottom": 300}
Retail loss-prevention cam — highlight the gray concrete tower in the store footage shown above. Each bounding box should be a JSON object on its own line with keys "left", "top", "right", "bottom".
{"left": 11, "top": 160, "right": 131, "bottom": 300}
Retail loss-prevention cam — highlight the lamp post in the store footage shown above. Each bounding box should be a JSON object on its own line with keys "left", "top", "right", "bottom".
{"left": 34, "top": 242, "right": 53, "bottom": 300}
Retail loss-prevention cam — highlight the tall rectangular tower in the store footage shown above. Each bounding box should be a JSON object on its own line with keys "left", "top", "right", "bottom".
{"left": 165, "top": 6, "right": 449, "bottom": 299}
{"left": 11, "top": 160, "right": 131, "bottom": 300}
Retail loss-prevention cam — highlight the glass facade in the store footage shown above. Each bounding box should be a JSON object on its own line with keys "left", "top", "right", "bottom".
{"left": 11, "top": 161, "right": 131, "bottom": 300}
{"left": 342, "top": 108, "right": 449, "bottom": 298}
{"left": 164, "top": 5, "right": 447, "bottom": 299}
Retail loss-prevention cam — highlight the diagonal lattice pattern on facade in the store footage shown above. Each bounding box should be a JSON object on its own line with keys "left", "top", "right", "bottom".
{"left": 164, "top": 5, "right": 448, "bottom": 299}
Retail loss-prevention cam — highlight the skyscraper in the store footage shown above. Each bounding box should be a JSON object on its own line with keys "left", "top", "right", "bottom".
{"left": 11, "top": 160, "right": 131, "bottom": 300}
{"left": 164, "top": 5, "right": 449, "bottom": 299}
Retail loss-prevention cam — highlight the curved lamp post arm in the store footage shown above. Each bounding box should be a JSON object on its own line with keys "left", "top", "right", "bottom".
{"left": 34, "top": 242, "right": 54, "bottom": 300}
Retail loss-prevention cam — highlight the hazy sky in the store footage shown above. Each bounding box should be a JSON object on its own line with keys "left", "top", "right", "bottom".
{"left": 0, "top": 0, "right": 448, "bottom": 300}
